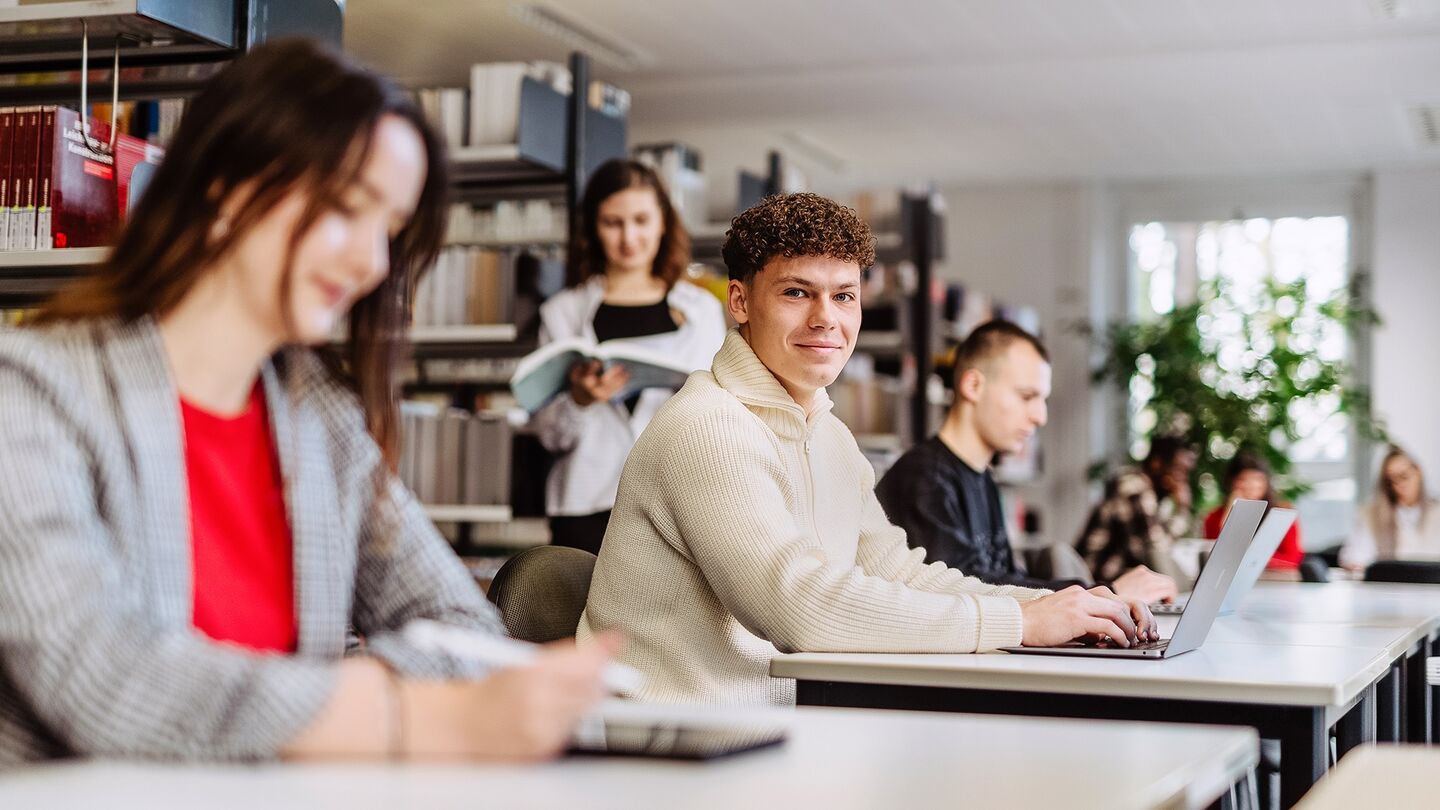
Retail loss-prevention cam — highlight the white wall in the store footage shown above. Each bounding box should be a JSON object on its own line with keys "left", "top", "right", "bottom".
{"left": 1371, "top": 169, "right": 1440, "bottom": 485}
{"left": 939, "top": 184, "right": 1099, "bottom": 547}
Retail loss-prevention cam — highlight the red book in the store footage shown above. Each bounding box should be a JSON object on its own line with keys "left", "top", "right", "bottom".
{"left": 38, "top": 108, "right": 119, "bottom": 250}
{"left": 34, "top": 106, "right": 55, "bottom": 250}
{"left": 113, "top": 129, "right": 163, "bottom": 222}
{"left": 11, "top": 106, "right": 39, "bottom": 251}
{"left": 0, "top": 108, "right": 13, "bottom": 250}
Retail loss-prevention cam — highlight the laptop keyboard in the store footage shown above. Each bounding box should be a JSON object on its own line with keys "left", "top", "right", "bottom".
{"left": 1086, "top": 638, "right": 1169, "bottom": 650}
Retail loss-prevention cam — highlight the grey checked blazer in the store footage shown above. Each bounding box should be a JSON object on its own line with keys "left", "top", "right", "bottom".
{"left": 0, "top": 317, "right": 504, "bottom": 765}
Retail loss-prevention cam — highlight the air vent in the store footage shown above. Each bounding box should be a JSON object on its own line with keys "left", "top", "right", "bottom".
{"left": 1371, "top": 0, "right": 1403, "bottom": 18}
{"left": 1412, "top": 105, "right": 1440, "bottom": 147}
{"left": 1369, "top": 0, "right": 1440, "bottom": 18}
{"left": 508, "top": 3, "right": 650, "bottom": 71}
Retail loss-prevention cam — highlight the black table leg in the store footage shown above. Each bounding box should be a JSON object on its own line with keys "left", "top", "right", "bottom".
{"left": 1376, "top": 664, "right": 1402, "bottom": 743}
{"left": 1276, "top": 706, "right": 1327, "bottom": 810}
{"left": 1405, "top": 642, "right": 1431, "bottom": 743}
{"left": 1335, "top": 684, "right": 1375, "bottom": 759}
{"left": 1432, "top": 636, "right": 1440, "bottom": 744}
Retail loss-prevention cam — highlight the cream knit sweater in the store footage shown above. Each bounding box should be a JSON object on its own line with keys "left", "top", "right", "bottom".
{"left": 577, "top": 330, "right": 1051, "bottom": 706}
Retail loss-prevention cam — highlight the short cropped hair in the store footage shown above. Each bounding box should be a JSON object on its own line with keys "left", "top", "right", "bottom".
{"left": 721, "top": 192, "right": 876, "bottom": 283}
{"left": 952, "top": 320, "right": 1049, "bottom": 389}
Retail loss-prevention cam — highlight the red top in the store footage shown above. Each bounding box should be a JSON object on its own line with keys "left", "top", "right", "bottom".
{"left": 1203, "top": 504, "right": 1304, "bottom": 569}
{"left": 182, "top": 383, "right": 297, "bottom": 653}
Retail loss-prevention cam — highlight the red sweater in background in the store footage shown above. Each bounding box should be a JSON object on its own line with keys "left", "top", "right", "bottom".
{"left": 182, "top": 383, "right": 297, "bottom": 653}
{"left": 1203, "top": 504, "right": 1304, "bottom": 569}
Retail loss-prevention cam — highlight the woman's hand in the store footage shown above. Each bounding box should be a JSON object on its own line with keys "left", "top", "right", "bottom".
{"left": 568, "top": 360, "right": 631, "bottom": 406}
{"left": 401, "top": 634, "right": 623, "bottom": 761}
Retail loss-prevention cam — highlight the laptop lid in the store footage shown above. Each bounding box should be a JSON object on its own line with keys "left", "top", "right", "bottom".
{"left": 1166, "top": 499, "right": 1268, "bottom": 656}
{"left": 1216, "top": 507, "right": 1297, "bottom": 616}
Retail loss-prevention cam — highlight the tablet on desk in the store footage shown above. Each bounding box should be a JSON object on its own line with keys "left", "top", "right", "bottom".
{"left": 567, "top": 700, "right": 791, "bottom": 761}
{"left": 567, "top": 721, "right": 788, "bottom": 760}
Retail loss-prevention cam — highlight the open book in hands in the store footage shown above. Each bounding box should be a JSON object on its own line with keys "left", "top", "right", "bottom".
{"left": 511, "top": 337, "right": 695, "bottom": 413}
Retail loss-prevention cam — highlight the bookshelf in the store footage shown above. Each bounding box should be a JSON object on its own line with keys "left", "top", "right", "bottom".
{"left": 400, "top": 51, "right": 628, "bottom": 552}
{"left": 0, "top": 1, "right": 341, "bottom": 103}
{"left": 423, "top": 504, "right": 513, "bottom": 524}
{"left": 410, "top": 324, "right": 518, "bottom": 344}
{"left": 0, "top": 248, "right": 108, "bottom": 307}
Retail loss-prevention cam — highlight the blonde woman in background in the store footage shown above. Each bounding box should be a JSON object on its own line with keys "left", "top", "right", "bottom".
{"left": 1341, "top": 446, "right": 1440, "bottom": 571}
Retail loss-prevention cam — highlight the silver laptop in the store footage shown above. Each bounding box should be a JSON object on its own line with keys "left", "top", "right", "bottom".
{"left": 1151, "top": 507, "right": 1297, "bottom": 616}
{"left": 1001, "top": 499, "right": 1268, "bottom": 659}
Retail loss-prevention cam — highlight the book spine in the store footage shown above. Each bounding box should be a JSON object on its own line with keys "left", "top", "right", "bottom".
{"left": 35, "top": 106, "right": 55, "bottom": 250}
{"left": 13, "top": 106, "right": 39, "bottom": 251}
{"left": 0, "top": 108, "right": 13, "bottom": 251}
{"left": 51, "top": 107, "right": 119, "bottom": 249}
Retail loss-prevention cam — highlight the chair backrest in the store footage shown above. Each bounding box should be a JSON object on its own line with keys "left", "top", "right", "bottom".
{"left": 1364, "top": 560, "right": 1440, "bottom": 584}
{"left": 1298, "top": 555, "right": 1332, "bottom": 583}
{"left": 486, "top": 545, "right": 598, "bottom": 643}
{"left": 1023, "top": 544, "right": 1095, "bottom": 586}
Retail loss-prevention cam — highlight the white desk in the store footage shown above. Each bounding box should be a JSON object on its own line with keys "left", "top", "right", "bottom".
{"left": 773, "top": 642, "right": 1389, "bottom": 809}
{"left": 1237, "top": 581, "right": 1440, "bottom": 745}
{"left": 1238, "top": 581, "right": 1440, "bottom": 632}
{"left": 0, "top": 707, "right": 1259, "bottom": 810}
{"left": 1294, "top": 745, "right": 1440, "bottom": 809}
{"left": 1160, "top": 615, "right": 1417, "bottom": 660}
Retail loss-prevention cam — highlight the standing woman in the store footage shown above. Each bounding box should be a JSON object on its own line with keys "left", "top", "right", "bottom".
{"left": 1341, "top": 446, "right": 1440, "bottom": 571}
{"left": 1202, "top": 450, "right": 1305, "bottom": 568}
{"left": 531, "top": 160, "right": 725, "bottom": 554}
{"left": 0, "top": 40, "right": 613, "bottom": 765}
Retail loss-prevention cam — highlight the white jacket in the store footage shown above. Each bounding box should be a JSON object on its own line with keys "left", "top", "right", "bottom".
{"left": 578, "top": 330, "right": 1049, "bottom": 706}
{"left": 528, "top": 277, "right": 726, "bottom": 516}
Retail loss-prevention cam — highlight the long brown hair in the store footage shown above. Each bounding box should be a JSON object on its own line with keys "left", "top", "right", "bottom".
{"left": 567, "top": 158, "right": 689, "bottom": 287}
{"left": 1223, "top": 449, "right": 1285, "bottom": 507}
{"left": 36, "top": 39, "right": 449, "bottom": 466}
{"left": 1367, "top": 445, "right": 1433, "bottom": 556}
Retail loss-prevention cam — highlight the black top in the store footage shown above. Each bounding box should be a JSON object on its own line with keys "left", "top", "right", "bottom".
{"left": 876, "top": 436, "right": 1083, "bottom": 590}
{"left": 592, "top": 300, "right": 679, "bottom": 413}
{"left": 592, "top": 300, "right": 678, "bottom": 343}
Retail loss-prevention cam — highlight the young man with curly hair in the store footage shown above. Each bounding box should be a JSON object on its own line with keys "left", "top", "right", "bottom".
{"left": 577, "top": 193, "right": 1157, "bottom": 706}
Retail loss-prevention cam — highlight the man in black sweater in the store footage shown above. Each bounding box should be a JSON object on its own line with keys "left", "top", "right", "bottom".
{"left": 876, "top": 320, "right": 1177, "bottom": 601}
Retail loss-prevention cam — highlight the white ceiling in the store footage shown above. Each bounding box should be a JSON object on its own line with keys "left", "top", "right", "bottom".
{"left": 346, "top": 0, "right": 1440, "bottom": 207}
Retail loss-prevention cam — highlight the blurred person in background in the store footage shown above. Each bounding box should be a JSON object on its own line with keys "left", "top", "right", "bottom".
{"left": 1202, "top": 450, "right": 1304, "bottom": 569}
{"left": 1341, "top": 446, "right": 1440, "bottom": 571}
{"left": 530, "top": 159, "right": 725, "bottom": 554}
{"left": 1075, "top": 435, "right": 1197, "bottom": 587}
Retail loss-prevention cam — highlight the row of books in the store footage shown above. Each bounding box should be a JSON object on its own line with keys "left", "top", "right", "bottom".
{"left": 89, "top": 99, "right": 186, "bottom": 148}
{"left": 412, "top": 246, "right": 515, "bottom": 328}
{"left": 0, "top": 106, "right": 163, "bottom": 251}
{"left": 634, "top": 142, "right": 709, "bottom": 231}
{"left": 399, "top": 401, "right": 512, "bottom": 507}
{"left": 445, "top": 200, "right": 565, "bottom": 245}
{"left": 417, "top": 61, "right": 627, "bottom": 150}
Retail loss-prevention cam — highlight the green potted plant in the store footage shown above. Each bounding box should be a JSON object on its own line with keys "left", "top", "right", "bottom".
{"left": 1093, "top": 273, "right": 1384, "bottom": 509}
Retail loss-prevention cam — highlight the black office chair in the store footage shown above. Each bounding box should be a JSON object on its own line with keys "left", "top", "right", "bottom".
{"left": 1363, "top": 560, "right": 1440, "bottom": 584}
{"left": 1023, "top": 544, "right": 1095, "bottom": 585}
{"left": 486, "top": 545, "right": 598, "bottom": 643}
{"left": 1298, "top": 555, "right": 1332, "bottom": 583}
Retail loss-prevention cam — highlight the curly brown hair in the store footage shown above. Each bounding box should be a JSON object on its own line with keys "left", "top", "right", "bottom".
{"left": 721, "top": 192, "right": 876, "bottom": 282}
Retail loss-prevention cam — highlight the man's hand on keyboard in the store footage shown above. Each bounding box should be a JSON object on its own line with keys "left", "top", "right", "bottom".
{"left": 1111, "top": 565, "right": 1179, "bottom": 605}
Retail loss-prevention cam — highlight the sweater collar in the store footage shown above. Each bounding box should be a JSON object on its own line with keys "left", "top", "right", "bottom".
{"left": 711, "top": 328, "right": 832, "bottom": 439}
